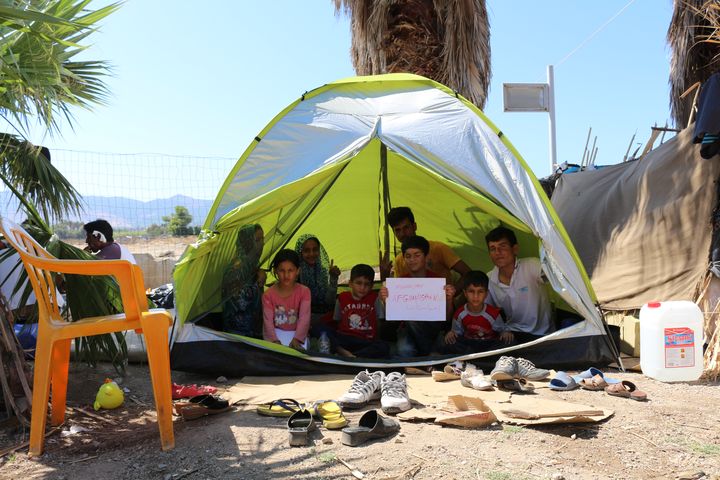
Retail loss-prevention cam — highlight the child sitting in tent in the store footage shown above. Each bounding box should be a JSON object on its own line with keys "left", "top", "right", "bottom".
{"left": 221, "top": 224, "right": 266, "bottom": 337}
{"left": 380, "top": 235, "right": 456, "bottom": 356}
{"left": 262, "top": 249, "right": 311, "bottom": 351}
{"left": 440, "top": 271, "right": 512, "bottom": 354}
{"left": 485, "top": 226, "right": 554, "bottom": 344}
{"left": 328, "top": 263, "right": 389, "bottom": 358}
{"left": 295, "top": 234, "right": 340, "bottom": 325}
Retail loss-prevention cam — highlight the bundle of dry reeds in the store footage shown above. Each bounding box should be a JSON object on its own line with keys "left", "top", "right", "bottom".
{"left": 695, "top": 271, "right": 720, "bottom": 380}
{"left": 0, "top": 294, "right": 32, "bottom": 426}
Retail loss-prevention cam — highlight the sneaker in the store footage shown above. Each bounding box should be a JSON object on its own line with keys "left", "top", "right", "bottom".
{"left": 380, "top": 372, "right": 412, "bottom": 414}
{"left": 432, "top": 361, "right": 464, "bottom": 382}
{"left": 460, "top": 364, "right": 493, "bottom": 391}
{"left": 337, "top": 370, "right": 384, "bottom": 409}
{"left": 515, "top": 357, "right": 550, "bottom": 380}
{"left": 490, "top": 356, "right": 518, "bottom": 381}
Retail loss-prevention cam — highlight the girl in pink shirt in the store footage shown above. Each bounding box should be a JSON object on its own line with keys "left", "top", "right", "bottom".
{"left": 262, "top": 249, "right": 311, "bottom": 351}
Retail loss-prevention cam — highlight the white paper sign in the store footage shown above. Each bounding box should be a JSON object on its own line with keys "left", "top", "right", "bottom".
{"left": 385, "top": 277, "right": 446, "bottom": 321}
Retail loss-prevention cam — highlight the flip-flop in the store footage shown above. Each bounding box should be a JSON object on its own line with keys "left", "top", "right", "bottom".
{"left": 549, "top": 371, "right": 579, "bottom": 391}
{"left": 312, "top": 400, "right": 348, "bottom": 429}
{"left": 579, "top": 374, "right": 608, "bottom": 391}
{"left": 174, "top": 395, "right": 231, "bottom": 420}
{"left": 572, "top": 367, "right": 620, "bottom": 385}
{"left": 495, "top": 378, "right": 535, "bottom": 393}
{"left": 605, "top": 381, "right": 648, "bottom": 401}
{"left": 256, "top": 398, "right": 302, "bottom": 417}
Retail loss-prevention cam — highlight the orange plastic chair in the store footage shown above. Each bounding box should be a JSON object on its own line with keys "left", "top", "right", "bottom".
{"left": 0, "top": 217, "right": 174, "bottom": 456}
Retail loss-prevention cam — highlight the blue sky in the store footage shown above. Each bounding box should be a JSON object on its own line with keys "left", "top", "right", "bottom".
{"left": 26, "top": 0, "right": 673, "bottom": 200}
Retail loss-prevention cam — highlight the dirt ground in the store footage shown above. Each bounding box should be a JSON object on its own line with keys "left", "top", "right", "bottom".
{"left": 0, "top": 361, "right": 719, "bottom": 480}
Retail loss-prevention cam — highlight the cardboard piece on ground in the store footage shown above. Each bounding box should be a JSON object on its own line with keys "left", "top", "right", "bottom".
{"left": 486, "top": 396, "right": 613, "bottom": 425}
{"left": 223, "top": 374, "right": 511, "bottom": 408}
{"left": 434, "top": 395, "right": 497, "bottom": 428}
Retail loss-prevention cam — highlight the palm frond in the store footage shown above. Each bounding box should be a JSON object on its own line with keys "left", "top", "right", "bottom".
{"left": 668, "top": 0, "right": 720, "bottom": 129}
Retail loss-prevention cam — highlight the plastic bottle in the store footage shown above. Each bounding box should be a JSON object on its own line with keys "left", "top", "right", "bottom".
{"left": 639, "top": 301, "right": 704, "bottom": 382}
{"left": 318, "top": 332, "right": 331, "bottom": 354}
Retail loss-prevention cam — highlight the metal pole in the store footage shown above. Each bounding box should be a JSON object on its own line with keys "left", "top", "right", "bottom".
{"left": 547, "top": 65, "right": 558, "bottom": 173}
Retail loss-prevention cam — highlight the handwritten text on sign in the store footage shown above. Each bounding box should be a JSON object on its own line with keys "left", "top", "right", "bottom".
{"left": 386, "top": 277, "right": 446, "bottom": 321}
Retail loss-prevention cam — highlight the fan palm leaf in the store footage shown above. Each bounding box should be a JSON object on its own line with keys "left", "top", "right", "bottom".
{"left": 668, "top": 0, "right": 720, "bottom": 129}
{"left": 333, "top": 0, "right": 491, "bottom": 109}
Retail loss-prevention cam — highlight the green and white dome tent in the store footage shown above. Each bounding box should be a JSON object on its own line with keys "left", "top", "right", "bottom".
{"left": 171, "top": 73, "right": 620, "bottom": 376}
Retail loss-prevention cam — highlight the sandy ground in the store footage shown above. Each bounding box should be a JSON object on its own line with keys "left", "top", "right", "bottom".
{"left": 0, "top": 361, "right": 719, "bottom": 480}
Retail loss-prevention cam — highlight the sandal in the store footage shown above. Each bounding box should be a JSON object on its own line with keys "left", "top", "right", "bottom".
{"left": 174, "top": 395, "right": 231, "bottom": 420}
{"left": 579, "top": 374, "right": 608, "bottom": 391}
{"left": 312, "top": 400, "right": 348, "bottom": 429}
{"left": 605, "top": 381, "right": 647, "bottom": 401}
{"left": 256, "top": 398, "right": 302, "bottom": 417}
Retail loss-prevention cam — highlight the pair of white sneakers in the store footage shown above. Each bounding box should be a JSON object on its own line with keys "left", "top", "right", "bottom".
{"left": 337, "top": 370, "right": 412, "bottom": 414}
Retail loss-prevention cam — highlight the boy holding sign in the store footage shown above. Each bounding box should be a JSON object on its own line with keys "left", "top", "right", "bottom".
{"left": 380, "top": 236, "right": 455, "bottom": 356}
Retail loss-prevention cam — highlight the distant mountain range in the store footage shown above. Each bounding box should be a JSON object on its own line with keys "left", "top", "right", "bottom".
{"left": 0, "top": 192, "right": 214, "bottom": 229}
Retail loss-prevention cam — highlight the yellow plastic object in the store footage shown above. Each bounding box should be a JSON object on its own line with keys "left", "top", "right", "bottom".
{"left": 0, "top": 218, "right": 175, "bottom": 456}
{"left": 94, "top": 378, "right": 124, "bottom": 410}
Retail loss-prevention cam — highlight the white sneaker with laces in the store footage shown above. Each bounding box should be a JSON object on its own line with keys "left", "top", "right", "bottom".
{"left": 337, "top": 370, "right": 384, "bottom": 409}
{"left": 381, "top": 371, "right": 412, "bottom": 414}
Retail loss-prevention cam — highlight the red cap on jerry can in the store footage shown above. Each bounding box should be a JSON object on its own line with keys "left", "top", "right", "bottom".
{"left": 647, "top": 302, "right": 661, "bottom": 308}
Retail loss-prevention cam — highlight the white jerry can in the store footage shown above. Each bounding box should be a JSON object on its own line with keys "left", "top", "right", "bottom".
{"left": 639, "top": 301, "right": 704, "bottom": 382}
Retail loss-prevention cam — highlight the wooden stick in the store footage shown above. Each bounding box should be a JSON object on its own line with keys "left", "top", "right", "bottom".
{"left": 69, "top": 406, "right": 117, "bottom": 425}
{"left": 68, "top": 455, "right": 99, "bottom": 464}
{"left": 0, "top": 424, "right": 63, "bottom": 457}
{"left": 337, "top": 457, "right": 365, "bottom": 479}
{"left": 628, "top": 430, "right": 660, "bottom": 448}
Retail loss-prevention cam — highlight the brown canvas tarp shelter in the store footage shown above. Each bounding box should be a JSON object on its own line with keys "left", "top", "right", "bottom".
{"left": 551, "top": 127, "right": 720, "bottom": 310}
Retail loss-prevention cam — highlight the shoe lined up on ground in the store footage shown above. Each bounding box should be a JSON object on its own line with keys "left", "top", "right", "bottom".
{"left": 287, "top": 409, "right": 317, "bottom": 446}
{"left": 340, "top": 409, "right": 400, "bottom": 447}
{"left": 490, "top": 356, "right": 550, "bottom": 381}
{"left": 337, "top": 370, "right": 384, "bottom": 409}
{"left": 380, "top": 372, "right": 412, "bottom": 414}
{"left": 337, "top": 370, "right": 412, "bottom": 414}
{"left": 460, "top": 364, "right": 493, "bottom": 391}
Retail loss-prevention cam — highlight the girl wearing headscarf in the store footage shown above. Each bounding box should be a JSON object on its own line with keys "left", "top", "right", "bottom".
{"left": 221, "top": 224, "right": 265, "bottom": 336}
{"left": 295, "top": 234, "right": 340, "bottom": 322}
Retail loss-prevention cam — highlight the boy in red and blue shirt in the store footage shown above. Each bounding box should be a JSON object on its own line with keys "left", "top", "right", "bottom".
{"left": 440, "top": 270, "right": 509, "bottom": 354}
{"left": 330, "top": 264, "right": 389, "bottom": 358}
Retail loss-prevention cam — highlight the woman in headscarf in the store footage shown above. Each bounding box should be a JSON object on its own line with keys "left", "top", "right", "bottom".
{"left": 295, "top": 234, "right": 340, "bottom": 324}
{"left": 221, "top": 224, "right": 265, "bottom": 336}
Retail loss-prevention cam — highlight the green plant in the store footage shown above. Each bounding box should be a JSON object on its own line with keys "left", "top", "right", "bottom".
{"left": 162, "top": 206, "right": 195, "bottom": 236}
{"left": 316, "top": 452, "right": 336, "bottom": 463}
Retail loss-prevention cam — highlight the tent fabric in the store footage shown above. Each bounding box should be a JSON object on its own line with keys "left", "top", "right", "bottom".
{"left": 551, "top": 127, "right": 720, "bottom": 310}
{"left": 172, "top": 73, "right": 617, "bottom": 372}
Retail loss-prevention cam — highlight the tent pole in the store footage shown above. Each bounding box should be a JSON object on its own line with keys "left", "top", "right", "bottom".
{"left": 380, "top": 143, "right": 391, "bottom": 262}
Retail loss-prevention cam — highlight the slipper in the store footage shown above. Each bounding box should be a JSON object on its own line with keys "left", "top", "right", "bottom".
{"left": 174, "top": 395, "right": 231, "bottom": 420}
{"left": 340, "top": 410, "right": 399, "bottom": 447}
{"left": 605, "top": 381, "right": 648, "bottom": 401}
{"left": 287, "top": 409, "right": 317, "bottom": 446}
{"left": 572, "top": 367, "right": 620, "bottom": 385}
{"left": 549, "top": 371, "right": 579, "bottom": 391}
{"left": 460, "top": 364, "right": 493, "bottom": 391}
{"left": 171, "top": 383, "right": 217, "bottom": 400}
{"left": 256, "top": 398, "right": 302, "bottom": 417}
{"left": 495, "top": 378, "right": 535, "bottom": 393}
{"left": 312, "top": 400, "right": 348, "bottom": 429}
{"left": 432, "top": 362, "right": 464, "bottom": 382}
{"left": 579, "top": 374, "right": 608, "bottom": 391}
